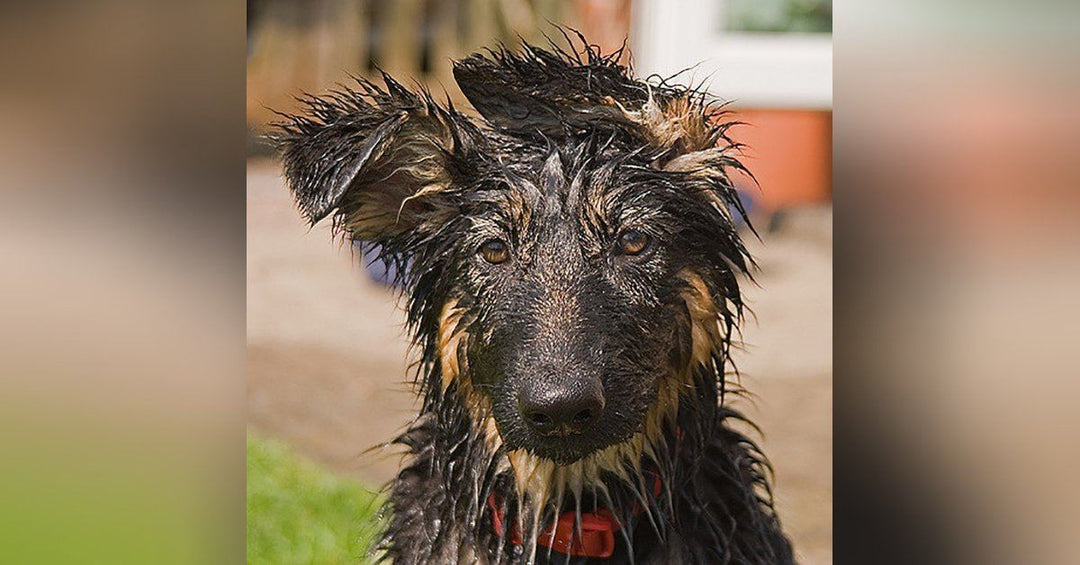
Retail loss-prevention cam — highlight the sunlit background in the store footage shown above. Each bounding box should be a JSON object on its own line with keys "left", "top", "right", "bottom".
{"left": 246, "top": 1, "right": 832, "bottom": 563}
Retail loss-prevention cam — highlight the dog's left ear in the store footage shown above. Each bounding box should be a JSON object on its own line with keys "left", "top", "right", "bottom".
{"left": 273, "top": 74, "right": 479, "bottom": 240}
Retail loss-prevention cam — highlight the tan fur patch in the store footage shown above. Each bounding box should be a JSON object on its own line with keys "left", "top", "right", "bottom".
{"left": 612, "top": 92, "right": 715, "bottom": 155}
{"left": 437, "top": 299, "right": 502, "bottom": 452}
{"left": 437, "top": 300, "right": 468, "bottom": 391}
{"left": 679, "top": 270, "right": 725, "bottom": 369}
{"left": 662, "top": 147, "right": 724, "bottom": 174}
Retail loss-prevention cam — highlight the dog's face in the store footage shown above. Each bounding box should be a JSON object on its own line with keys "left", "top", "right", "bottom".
{"left": 276, "top": 45, "right": 750, "bottom": 468}
{"left": 457, "top": 149, "right": 699, "bottom": 464}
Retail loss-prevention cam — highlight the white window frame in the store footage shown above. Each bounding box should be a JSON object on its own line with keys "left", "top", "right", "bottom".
{"left": 631, "top": 0, "right": 832, "bottom": 109}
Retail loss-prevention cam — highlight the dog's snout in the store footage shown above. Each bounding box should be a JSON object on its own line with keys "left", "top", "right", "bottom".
{"left": 518, "top": 377, "right": 604, "bottom": 437}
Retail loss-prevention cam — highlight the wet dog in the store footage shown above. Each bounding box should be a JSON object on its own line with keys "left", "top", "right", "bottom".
{"left": 275, "top": 37, "right": 795, "bottom": 564}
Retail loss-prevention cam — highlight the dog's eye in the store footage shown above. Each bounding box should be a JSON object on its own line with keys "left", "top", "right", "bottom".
{"left": 479, "top": 238, "right": 510, "bottom": 264}
{"left": 618, "top": 229, "right": 650, "bottom": 255}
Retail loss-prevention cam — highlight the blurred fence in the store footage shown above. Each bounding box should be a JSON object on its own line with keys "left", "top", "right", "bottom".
{"left": 246, "top": 0, "right": 631, "bottom": 148}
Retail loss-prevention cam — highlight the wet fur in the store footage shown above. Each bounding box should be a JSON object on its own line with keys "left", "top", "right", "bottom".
{"left": 274, "top": 34, "right": 794, "bottom": 564}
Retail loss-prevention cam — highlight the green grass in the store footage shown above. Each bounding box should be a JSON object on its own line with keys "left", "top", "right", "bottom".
{"left": 247, "top": 433, "right": 384, "bottom": 564}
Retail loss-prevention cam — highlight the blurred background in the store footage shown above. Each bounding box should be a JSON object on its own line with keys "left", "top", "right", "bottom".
{"left": 247, "top": 0, "right": 832, "bottom": 214}
{"left": 246, "top": 1, "right": 832, "bottom": 563}
{"left": 3, "top": 1, "right": 1078, "bottom": 564}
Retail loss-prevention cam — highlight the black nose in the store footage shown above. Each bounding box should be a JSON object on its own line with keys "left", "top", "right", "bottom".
{"left": 518, "top": 378, "right": 605, "bottom": 437}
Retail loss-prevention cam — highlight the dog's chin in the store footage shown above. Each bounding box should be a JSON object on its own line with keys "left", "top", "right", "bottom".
{"left": 526, "top": 439, "right": 604, "bottom": 465}
{"left": 493, "top": 410, "right": 646, "bottom": 466}
{"left": 507, "top": 428, "right": 637, "bottom": 466}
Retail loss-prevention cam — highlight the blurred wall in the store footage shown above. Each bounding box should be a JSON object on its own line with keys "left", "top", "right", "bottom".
{"left": 246, "top": 0, "right": 631, "bottom": 144}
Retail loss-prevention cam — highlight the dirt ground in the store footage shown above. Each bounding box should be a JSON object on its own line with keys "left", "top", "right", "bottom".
{"left": 247, "top": 159, "right": 832, "bottom": 564}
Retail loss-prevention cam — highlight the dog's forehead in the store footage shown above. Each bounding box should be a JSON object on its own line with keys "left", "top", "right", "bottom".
{"left": 486, "top": 142, "right": 642, "bottom": 229}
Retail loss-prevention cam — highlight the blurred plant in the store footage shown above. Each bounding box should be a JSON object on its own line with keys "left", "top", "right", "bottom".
{"left": 247, "top": 433, "right": 383, "bottom": 564}
{"left": 724, "top": 0, "right": 832, "bottom": 34}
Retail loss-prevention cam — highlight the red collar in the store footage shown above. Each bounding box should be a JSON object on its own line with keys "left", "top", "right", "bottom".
{"left": 486, "top": 474, "right": 662, "bottom": 560}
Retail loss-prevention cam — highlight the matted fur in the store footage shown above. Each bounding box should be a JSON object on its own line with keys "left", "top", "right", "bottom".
{"left": 275, "top": 34, "right": 794, "bottom": 565}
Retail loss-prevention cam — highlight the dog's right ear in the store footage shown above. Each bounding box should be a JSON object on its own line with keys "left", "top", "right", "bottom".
{"left": 272, "top": 74, "right": 479, "bottom": 240}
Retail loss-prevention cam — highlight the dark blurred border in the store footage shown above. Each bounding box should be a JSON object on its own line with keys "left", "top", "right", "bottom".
{"left": 4, "top": 0, "right": 1080, "bottom": 562}
{"left": 0, "top": 1, "right": 246, "bottom": 563}
{"left": 834, "top": 1, "right": 1080, "bottom": 564}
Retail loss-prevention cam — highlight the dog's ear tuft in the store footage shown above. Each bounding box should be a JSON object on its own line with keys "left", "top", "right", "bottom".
{"left": 452, "top": 35, "right": 733, "bottom": 163}
{"left": 452, "top": 39, "right": 641, "bottom": 143}
{"left": 271, "top": 74, "right": 479, "bottom": 240}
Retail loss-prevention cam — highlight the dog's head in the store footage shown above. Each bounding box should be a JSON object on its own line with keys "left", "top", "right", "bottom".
{"left": 275, "top": 42, "right": 750, "bottom": 468}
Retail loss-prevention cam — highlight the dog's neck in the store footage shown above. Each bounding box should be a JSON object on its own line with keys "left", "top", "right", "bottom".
{"left": 382, "top": 362, "right": 792, "bottom": 564}
{"left": 412, "top": 373, "right": 712, "bottom": 561}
